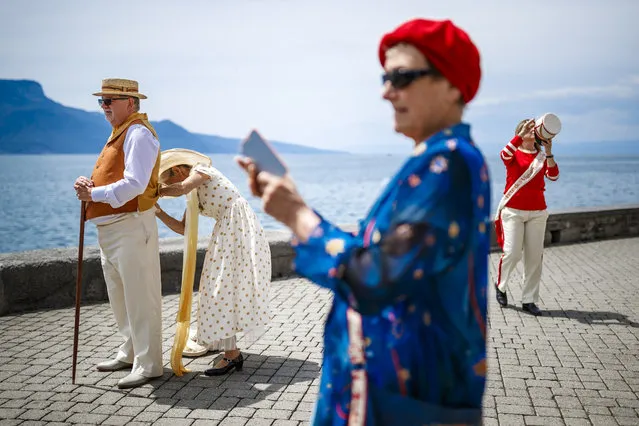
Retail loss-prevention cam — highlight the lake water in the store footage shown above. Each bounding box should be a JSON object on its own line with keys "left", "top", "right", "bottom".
{"left": 1, "top": 153, "right": 637, "bottom": 253}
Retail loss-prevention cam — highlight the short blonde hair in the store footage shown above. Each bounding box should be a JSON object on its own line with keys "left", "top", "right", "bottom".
{"left": 159, "top": 164, "right": 191, "bottom": 183}
{"left": 515, "top": 119, "right": 529, "bottom": 135}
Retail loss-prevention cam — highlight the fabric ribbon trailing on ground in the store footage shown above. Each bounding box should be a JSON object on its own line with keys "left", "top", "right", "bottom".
{"left": 170, "top": 188, "right": 199, "bottom": 376}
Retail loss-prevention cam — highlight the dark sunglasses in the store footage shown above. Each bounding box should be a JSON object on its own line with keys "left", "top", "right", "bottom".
{"left": 98, "top": 97, "right": 130, "bottom": 106}
{"left": 382, "top": 68, "right": 435, "bottom": 89}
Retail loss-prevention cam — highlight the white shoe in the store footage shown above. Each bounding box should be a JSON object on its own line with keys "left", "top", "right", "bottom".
{"left": 183, "top": 339, "right": 217, "bottom": 357}
{"left": 117, "top": 372, "right": 151, "bottom": 389}
{"left": 183, "top": 329, "right": 219, "bottom": 357}
{"left": 96, "top": 359, "right": 132, "bottom": 372}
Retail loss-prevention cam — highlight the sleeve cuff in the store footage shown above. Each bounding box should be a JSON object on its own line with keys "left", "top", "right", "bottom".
{"left": 292, "top": 214, "right": 353, "bottom": 278}
{"left": 292, "top": 214, "right": 331, "bottom": 257}
{"left": 510, "top": 135, "right": 523, "bottom": 147}
{"left": 91, "top": 186, "right": 107, "bottom": 203}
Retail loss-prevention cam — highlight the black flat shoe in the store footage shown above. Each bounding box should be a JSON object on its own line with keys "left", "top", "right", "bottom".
{"left": 495, "top": 283, "right": 508, "bottom": 307}
{"left": 204, "top": 352, "right": 244, "bottom": 376}
{"left": 522, "top": 303, "right": 542, "bottom": 316}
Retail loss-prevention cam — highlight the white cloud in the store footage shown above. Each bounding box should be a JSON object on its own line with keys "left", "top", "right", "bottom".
{"left": 558, "top": 108, "right": 639, "bottom": 142}
{"left": 475, "top": 77, "right": 639, "bottom": 107}
{"left": 1, "top": 0, "right": 638, "bottom": 152}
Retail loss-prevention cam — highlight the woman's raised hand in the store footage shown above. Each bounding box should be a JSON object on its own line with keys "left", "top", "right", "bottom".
{"left": 517, "top": 119, "right": 535, "bottom": 138}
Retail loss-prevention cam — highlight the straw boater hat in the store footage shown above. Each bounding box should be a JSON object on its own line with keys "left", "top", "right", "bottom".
{"left": 159, "top": 148, "right": 212, "bottom": 177}
{"left": 92, "top": 78, "right": 148, "bottom": 99}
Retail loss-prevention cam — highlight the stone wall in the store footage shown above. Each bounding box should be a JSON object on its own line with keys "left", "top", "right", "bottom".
{"left": 1, "top": 205, "right": 637, "bottom": 316}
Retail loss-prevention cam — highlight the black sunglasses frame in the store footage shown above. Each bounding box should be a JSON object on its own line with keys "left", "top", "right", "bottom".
{"left": 98, "top": 97, "right": 131, "bottom": 106}
{"left": 382, "top": 68, "right": 435, "bottom": 89}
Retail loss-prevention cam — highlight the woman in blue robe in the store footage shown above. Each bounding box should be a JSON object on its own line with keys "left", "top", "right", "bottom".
{"left": 239, "top": 18, "right": 491, "bottom": 426}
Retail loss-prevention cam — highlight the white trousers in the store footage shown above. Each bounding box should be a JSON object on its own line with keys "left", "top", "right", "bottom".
{"left": 97, "top": 209, "right": 163, "bottom": 377}
{"left": 496, "top": 207, "right": 549, "bottom": 304}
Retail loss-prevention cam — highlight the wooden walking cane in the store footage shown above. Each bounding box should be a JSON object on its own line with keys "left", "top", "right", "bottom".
{"left": 72, "top": 201, "right": 86, "bottom": 384}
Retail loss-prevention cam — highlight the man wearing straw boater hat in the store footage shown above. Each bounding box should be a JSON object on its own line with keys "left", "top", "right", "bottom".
{"left": 73, "top": 78, "right": 164, "bottom": 388}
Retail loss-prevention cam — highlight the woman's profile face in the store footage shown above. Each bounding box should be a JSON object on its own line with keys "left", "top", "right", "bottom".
{"left": 521, "top": 126, "right": 536, "bottom": 144}
{"left": 381, "top": 44, "right": 461, "bottom": 142}
{"left": 160, "top": 166, "right": 190, "bottom": 185}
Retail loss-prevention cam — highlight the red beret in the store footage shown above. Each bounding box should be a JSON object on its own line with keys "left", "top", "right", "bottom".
{"left": 379, "top": 19, "right": 481, "bottom": 103}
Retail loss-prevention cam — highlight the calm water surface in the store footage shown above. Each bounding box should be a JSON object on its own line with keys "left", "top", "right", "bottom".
{"left": 0, "top": 153, "right": 637, "bottom": 253}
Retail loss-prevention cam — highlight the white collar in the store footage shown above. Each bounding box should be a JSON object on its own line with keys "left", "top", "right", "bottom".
{"left": 519, "top": 147, "right": 538, "bottom": 154}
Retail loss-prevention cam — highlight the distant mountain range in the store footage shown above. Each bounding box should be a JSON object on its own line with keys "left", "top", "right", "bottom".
{"left": 2, "top": 79, "right": 637, "bottom": 157}
{"left": 0, "top": 79, "right": 340, "bottom": 154}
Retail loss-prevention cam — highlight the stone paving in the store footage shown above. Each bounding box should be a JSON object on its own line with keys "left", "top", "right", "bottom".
{"left": 0, "top": 238, "right": 638, "bottom": 425}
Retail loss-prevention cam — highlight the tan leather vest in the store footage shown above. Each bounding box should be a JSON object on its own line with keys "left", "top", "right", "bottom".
{"left": 85, "top": 117, "right": 160, "bottom": 220}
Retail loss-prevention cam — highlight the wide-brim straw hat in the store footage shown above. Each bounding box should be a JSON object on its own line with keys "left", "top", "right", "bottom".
{"left": 159, "top": 148, "right": 212, "bottom": 177}
{"left": 92, "top": 78, "right": 148, "bottom": 99}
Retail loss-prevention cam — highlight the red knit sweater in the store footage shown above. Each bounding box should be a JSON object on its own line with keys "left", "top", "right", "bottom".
{"left": 500, "top": 135, "right": 559, "bottom": 211}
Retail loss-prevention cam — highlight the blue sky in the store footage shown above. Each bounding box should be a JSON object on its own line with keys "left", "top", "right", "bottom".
{"left": 1, "top": 0, "right": 638, "bottom": 153}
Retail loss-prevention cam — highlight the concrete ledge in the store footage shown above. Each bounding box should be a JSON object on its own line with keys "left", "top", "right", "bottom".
{"left": 0, "top": 230, "right": 295, "bottom": 316}
{"left": 487, "top": 204, "right": 639, "bottom": 252}
{"left": 1, "top": 206, "right": 637, "bottom": 316}
{"left": 543, "top": 204, "right": 639, "bottom": 246}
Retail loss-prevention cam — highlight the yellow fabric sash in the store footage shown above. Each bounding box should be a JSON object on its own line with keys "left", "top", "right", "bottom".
{"left": 170, "top": 188, "right": 199, "bottom": 376}
{"left": 108, "top": 112, "right": 159, "bottom": 143}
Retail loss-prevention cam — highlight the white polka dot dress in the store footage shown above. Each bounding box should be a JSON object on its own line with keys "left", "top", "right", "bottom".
{"left": 191, "top": 164, "right": 271, "bottom": 344}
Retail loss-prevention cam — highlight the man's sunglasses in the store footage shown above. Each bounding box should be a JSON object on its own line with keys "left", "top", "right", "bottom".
{"left": 382, "top": 68, "right": 435, "bottom": 89}
{"left": 98, "top": 97, "right": 130, "bottom": 106}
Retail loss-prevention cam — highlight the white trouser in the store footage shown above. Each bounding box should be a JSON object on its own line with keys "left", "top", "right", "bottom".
{"left": 97, "top": 209, "right": 163, "bottom": 377}
{"left": 496, "top": 207, "right": 549, "bottom": 304}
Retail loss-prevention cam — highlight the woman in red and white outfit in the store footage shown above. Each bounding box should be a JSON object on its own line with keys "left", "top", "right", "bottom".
{"left": 495, "top": 119, "right": 559, "bottom": 316}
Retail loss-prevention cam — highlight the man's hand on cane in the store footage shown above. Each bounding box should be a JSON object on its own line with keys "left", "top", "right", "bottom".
{"left": 74, "top": 176, "right": 94, "bottom": 201}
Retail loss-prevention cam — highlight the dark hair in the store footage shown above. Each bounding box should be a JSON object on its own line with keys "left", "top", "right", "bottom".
{"left": 429, "top": 64, "right": 465, "bottom": 106}
{"left": 428, "top": 64, "right": 444, "bottom": 79}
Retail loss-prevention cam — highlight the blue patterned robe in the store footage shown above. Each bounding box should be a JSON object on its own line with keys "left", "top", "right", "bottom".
{"left": 292, "top": 123, "right": 491, "bottom": 425}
